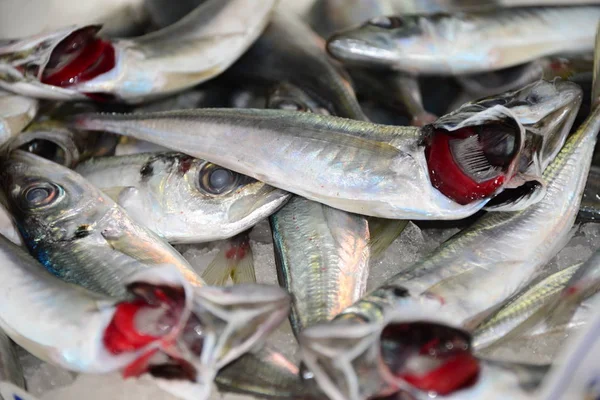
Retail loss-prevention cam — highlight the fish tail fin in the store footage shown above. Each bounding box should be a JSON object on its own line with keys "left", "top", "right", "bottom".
{"left": 592, "top": 22, "right": 600, "bottom": 108}
{"left": 201, "top": 230, "right": 256, "bottom": 285}
{"left": 0, "top": 381, "right": 38, "bottom": 400}
{"left": 201, "top": 247, "right": 234, "bottom": 286}
{"left": 367, "top": 218, "right": 408, "bottom": 258}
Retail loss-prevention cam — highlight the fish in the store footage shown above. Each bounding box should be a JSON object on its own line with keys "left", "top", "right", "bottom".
{"left": 0, "top": 0, "right": 277, "bottom": 103}
{"left": 0, "top": 150, "right": 205, "bottom": 297}
{"left": 297, "top": 32, "right": 600, "bottom": 400}
{"left": 72, "top": 79, "right": 581, "bottom": 220}
{"left": 227, "top": 10, "right": 368, "bottom": 120}
{"left": 472, "top": 262, "right": 581, "bottom": 350}
{"left": 0, "top": 90, "right": 38, "bottom": 146}
{"left": 75, "top": 152, "right": 289, "bottom": 244}
{"left": 326, "top": 7, "right": 600, "bottom": 76}
{"left": 578, "top": 165, "right": 600, "bottom": 221}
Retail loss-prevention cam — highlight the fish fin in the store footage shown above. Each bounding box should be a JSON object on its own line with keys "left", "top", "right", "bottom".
{"left": 201, "top": 248, "right": 233, "bottom": 286}
{"left": 0, "top": 382, "right": 37, "bottom": 400}
{"left": 484, "top": 178, "right": 545, "bottom": 212}
{"left": 367, "top": 218, "right": 408, "bottom": 258}
{"left": 102, "top": 186, "right": 139, "bottom": 204}
{"left": 593, "top": 22, "right": 600, "bottom": 107}
{"left": 230, "top": 243, "right": 256, "bottom": 284}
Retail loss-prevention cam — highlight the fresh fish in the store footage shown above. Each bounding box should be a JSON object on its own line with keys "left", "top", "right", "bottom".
{"left": 0, "top": 0, "right": 277, "bottom": 103}
{"left": 297, "top": 37, "right": 600, "bottom": 400}
{"left": 0, "top": 232, "right": 196, "bottom": 376}
{"left": 73, "top": 80, "right": 579, "bottom": 220}
{"left": 0, "top": 91, "right": 38, "bottom": 146}
{"left": 349, "top": 68, "right": 437, "bottom": 127}
{"left": 0, "top": 150, "right": 205, "bottom": 296}
{"left": 0, "top": 330, "right": 24, "bottom": 390}
{"left": 579, "top": 165, "right": 600, "bottom": 221}
{"left": 326, "top": 7, "right": 600, "bottom": 76}
{"left": 0, "top": 0, "right": 147, "bottom": 39}
{"left": 75, "top": 152, "right": 289, "bottom": 244}
{"left": 201, "top": 230, "right": 256, "bottom": 284}
{"left": 472, "top": 262, "right": 581, "bottom": 350}
{"left": 271, "top": 195, "right": 370, "bottom": 336}
{"left": 228, "top": 10, "right": 367, "bottom": 120}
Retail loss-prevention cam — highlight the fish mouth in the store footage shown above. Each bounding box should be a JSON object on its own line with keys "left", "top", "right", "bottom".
{"left": 227, "top": 185, "right": 290, "bottom": 223}
{"left": 327, "top": 34, "right": 395, "bottom": 67}
{"left": 0, "top": 25, "right": 115, "bottom": 100}
{"left": 7, "top": 129, "right": 78, "bottom": 167}
{"left": 299, "top": 317, "right": 479, "bottom": 400}
{"left": 185, "top": 284, "right": 291, "bottom": 370}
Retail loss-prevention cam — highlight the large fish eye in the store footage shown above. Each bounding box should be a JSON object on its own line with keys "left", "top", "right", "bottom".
{"left": 198, "top": 163, "right": 239, "bottom": 195}
{"left": 19, "top": 139, "right": 67, "bottom": 166}
{"left": 20, "top": 181, "right": 63, "bottom": 209}
{"left": 368, "top": 16, "right": 404, "bottom": 29}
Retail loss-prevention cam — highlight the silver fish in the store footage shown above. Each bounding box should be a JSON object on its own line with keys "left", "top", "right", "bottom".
{"left": 0, "top": 90, "right": 38, "bottom": 146}
{"left": 72, "top": 79, "right": 580, "bottom": 219}
{"left": 297, "top": 51, "right": 598, "bottom": 400}
{"left": 0, "top": 150, "right": 205, "bottom": 297}
{"left": 326, "top": 7, "right": 600, "bottom": 75}
{"left": 0, "top": 0, "right": 277, "bottom": 102}
{"left": 75, "top": 152, "right": 289, "bottom": 244}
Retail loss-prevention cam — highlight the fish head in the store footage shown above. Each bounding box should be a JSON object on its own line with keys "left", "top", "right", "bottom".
{"left": 139, "top": 153, "right": 290, "bottom": 235}
{"left": 326, "top": 15, "right": 435, "bottom": 73}
{"left": 0, "top": 25, "right": 116, "bottom": 100}
{"left": 299, "top": 289, "right": 478, "bottom": 400}
{"left": 179, "top": 284, "right": 291, "bottom": 372}
{"left": 0, "top": 150, "right": 113, "bottom": 244}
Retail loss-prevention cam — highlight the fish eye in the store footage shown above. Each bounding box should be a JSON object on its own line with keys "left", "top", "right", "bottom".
{"left": 19, "top": 139, "right": 67, "bottom": 166}
{"left": 368, "top": 16, "right": 404, "bottom": 29}
{"left": 20, "top": 181, "right": 63, "bottom": 209}
{"left": 198, "top": 163, "right": 239, "bottom": 195}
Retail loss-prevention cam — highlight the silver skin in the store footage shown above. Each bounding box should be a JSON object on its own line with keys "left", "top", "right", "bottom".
{"left": 73, "top": 79, "right": 580, "bottom": 219}
{"left": 75, "top": 152, "right": 290, "bottom": 244}
{"left": 0, "top": 329, "right": 24, "bottom": 389}
{"left": 472, "top": 262, "right": 581, "bottom": 350}
{"left": 579, "top": 165, "right": 600, "bottom": 221}
{"left": 326, "top": 7, "right": 600, "bottom": 76}
{"left": 0, "top": 0, "right": 277, "bottom": 102}
{"left": 1, "top": 150, "right": 205, "bottom": 297}
{"left": 298, "top": 79, "right": 597, "bottom": 400}
{"left": 0, "top": 90, "right": 38, "bottom": 146}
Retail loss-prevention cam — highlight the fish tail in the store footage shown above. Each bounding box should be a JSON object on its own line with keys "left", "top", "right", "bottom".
{"left": 202, "top": 231, "right": 256, "bottom": 285}
{"left": 367, "top": 218, "right": 408, "bottom": 258}
{"left": 0, "top": 381, "right": 38, "bottom": 400}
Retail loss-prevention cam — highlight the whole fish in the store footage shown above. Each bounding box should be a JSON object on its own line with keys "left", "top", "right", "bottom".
{"left": 297, "top": 41, "right": 599, "bottom": 400}
{"left": 326, "top": 7, "right": 600, "bottom": 76}
{"left": 75, "top": 152, "right": 289, "bottom": 244}
{"left": 228, "top": 10, "right": 368, "bottom": 120}
{"left": 73, "top": 80, "right": 579, "bottom": 220}
{"left": 0, "top": 91, "right": 38, "bottom": 146}
{"left": 1, "top": 150, "right": 204, "bottom": 296}
{"left": 0, "top": 0, "right": 277, "bottom": 103}
{"left": 472, "top": 262, "right": 581, "bottom": 350}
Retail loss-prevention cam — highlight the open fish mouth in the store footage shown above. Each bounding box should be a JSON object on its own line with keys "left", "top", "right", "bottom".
{"left": 0, "top": 25, "right": 115, "bottom": 100}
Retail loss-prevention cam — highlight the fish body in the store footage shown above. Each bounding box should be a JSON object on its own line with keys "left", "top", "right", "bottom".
{"left": 76, "top": 152, "right": 289, "bottom": 243}
{"left": 229, "top": 10, "right": 367, "bottom": 120}
{"left": 579, "top": 165, "right": 600, "bottom": 221}
{"left": 74, "top": 79, "right": 581, "bottom": 219}
{"left": 0, "top": 91, "right": 38, "bottom": 145}
{"left": 0, "top": 150, "right": 204, "bottom": 297}
{"left": 327, "top": 7, "right": 600, "bottom": 75}
{"left": 0, "top": 0, "right": 277, "bottom": 103}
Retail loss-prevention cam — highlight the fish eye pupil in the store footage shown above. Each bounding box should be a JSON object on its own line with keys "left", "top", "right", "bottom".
{"left": 26, "top": 187, "right": 49, "bottom": 204}
{"left": 209, "top": 168, "right": 233, "bottom": 191}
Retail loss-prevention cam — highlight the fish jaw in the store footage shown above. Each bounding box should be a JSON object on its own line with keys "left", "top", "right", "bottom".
{"left": 186, "top": 284, "right": 290, "bottom": 371}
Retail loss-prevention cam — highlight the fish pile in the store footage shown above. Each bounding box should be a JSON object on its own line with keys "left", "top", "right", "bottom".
{"left": 0, "top": 0, "right": 600, "bottom": 399}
